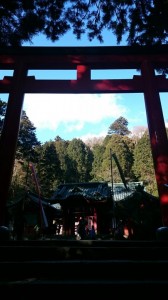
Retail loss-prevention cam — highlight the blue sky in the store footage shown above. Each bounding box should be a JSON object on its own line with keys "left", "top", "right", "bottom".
{"left": 1, "top": 30, "right": 168, "bottom": 143}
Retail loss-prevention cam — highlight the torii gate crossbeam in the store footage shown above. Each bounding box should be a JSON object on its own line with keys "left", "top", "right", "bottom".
{"left": 0, "top": 45, "right": 168, "bottom": 226}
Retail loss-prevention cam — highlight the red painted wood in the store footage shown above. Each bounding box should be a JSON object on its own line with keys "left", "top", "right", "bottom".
{"left": 141, "top": 61, "right": 168, "bottom": 226}
{"left": 0, "top": 63, "right": 27, "bottom": 225}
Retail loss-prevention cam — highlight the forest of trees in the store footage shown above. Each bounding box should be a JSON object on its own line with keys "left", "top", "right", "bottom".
{"left": 0, "top": 99, "right": 163, "bottom": 204}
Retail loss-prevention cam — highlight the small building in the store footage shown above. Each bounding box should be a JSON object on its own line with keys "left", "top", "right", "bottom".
{"left": 50, "top": 182, "right": 113, "bottom": 237}
{"left": 7, "top": 191, "right": 62, "bottom": 239}
{"left": 114, "top": 186, "right": 162, "bottom": 240}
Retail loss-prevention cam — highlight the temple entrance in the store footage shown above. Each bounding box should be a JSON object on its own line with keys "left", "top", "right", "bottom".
{"left": 0, "top": 45, "right": 168, "bottom": 227}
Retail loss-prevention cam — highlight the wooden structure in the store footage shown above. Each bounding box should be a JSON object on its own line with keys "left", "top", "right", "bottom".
{"left": 0, "top": 45, "right": 168, "bottom": 226}
{"left": 7, "top": 192, "right": 61, "bottom": 239}
{"left": 51, "top": 182, "right": 113, "bottom": 236}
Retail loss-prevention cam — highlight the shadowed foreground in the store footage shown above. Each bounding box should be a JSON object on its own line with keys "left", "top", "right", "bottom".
{"left": 0, "top": 239, "right": 168, "bottom": 297}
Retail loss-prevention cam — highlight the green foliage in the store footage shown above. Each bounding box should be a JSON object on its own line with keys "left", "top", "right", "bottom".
{"left": 36, "top": 142, "right": 62, "bottom": 197}
{"left": 54, "top": 137, "right": 75, "bottom": 183}
{"left": 0, "top": 101, "right": 41, "bottom": 202}
{"left": 91, "top": 144, "right": 106, "bottom": 181}
{"left": 0, "top": 101, "right": 40, "bottom": 161}
{"left": 9, "top": 159, "right": 28, "bottom": 204}
{"left": 133, "top": 130, "right": 158, "bottom": 195}
{"left": 108, "top": 116, "right": 131, "bottom": 136}
{"left": 16, "top": 110, "right": 40, "bottom": 161}
{"left": 67, "top": 138, "right": 94, "bottom": 182}
{"left": 101, "top": 134, "right": 135, "bottom": 182}
{"left": 1, "top": 1, "right": 168, "bottom": 46}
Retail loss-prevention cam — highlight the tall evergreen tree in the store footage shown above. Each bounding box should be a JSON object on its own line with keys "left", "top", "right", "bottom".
{"left": 0, "top": 101, "right": 41, "bottom": 202}
{"left": 67, "top": 138, "right": 93, "bottom": 182}
{"left": 101, "top": 134, "right": 135, "bottom": 183}
{"left": 133, "top": 130, "right": 158, "bottom": 195}
{"left": 16, "top": 110, "right": 40, "bottom": 161}
{"left": 108, "top": 116, "right": 131, "bottom": 136}
{"left": 91, "top": 144, "right": 106, "bottom": 181}
{"left": 54, "top": 137, "right": 73, "bottom": 183}
{"left": 0, "top": 101, "right": 40, "bottom": 193}
{"left": 37, "top": 142, "right": 62, "bottom": 197}
{"left": 0, "top": 101, "right": 40, "bottom": 161}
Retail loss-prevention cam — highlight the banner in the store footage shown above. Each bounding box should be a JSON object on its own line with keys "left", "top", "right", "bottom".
{"left": 29, "top": 162, "right": 48, "bottom": 228}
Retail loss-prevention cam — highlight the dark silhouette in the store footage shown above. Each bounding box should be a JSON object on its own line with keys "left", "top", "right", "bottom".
{"left": 89, "top": 225, "right": 96, "bottom": 240}
{"left": 77, "top": 217, "right": 87, "bottom": 240}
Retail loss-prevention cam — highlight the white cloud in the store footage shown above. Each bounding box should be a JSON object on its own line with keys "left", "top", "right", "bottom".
{"left": 23, "top": 93, "right": 127, "bottom": 132}
{"left": 79, "top": 130, "right": 107, "bottom": 141}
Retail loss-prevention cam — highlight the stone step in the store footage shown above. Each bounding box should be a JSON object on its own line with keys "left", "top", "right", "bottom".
{"left": 0, "top": 240, "right": 168, "bottom": 260}
{"left": 1, "top": 277, "right": 168, "bottom": 297}
{"left": 1, "top": 239, "right": 168, "bottom": 296}
{"left": 1, "top": 259, "right": 168, "bottom": 281}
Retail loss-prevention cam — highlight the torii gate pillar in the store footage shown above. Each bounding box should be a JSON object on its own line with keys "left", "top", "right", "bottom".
{"left": 141, "top": 60, "right": 168, "bottom": 226}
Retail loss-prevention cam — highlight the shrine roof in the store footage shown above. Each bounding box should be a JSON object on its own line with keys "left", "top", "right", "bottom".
{"left": 7, "top": 192, "right": 61, "bottom": 217}
{"left": 50, "top": 182, "right": 112, "bottom": 204}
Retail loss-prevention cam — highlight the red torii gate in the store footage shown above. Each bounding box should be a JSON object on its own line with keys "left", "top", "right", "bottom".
{"left": 0, "top": 45, "right": 168, "bottom": 227}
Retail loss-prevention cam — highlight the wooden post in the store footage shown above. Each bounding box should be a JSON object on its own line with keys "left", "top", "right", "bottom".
{"left": 0, "top": 63, "right": 27, "bottom": 225}
{"left": 141, "top": 60, "right": 168, "bottom": 226}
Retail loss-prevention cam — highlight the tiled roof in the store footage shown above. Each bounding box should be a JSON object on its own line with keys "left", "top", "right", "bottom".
{"left": 7, "top": 192, "right": 61, "bottom": 216}
{"left": 50, "top": 182, "right": 112, "bottom": 204}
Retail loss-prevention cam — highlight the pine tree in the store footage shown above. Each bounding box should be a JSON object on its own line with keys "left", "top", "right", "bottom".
{"left": 37, "top": 142, "right": 62, "bottom": 197}
{"left": 16, "top": 110, "right": 40, "bottom": 161}
{"left": 133, "top": 130, "right": 158, "bottom": 195}
{"left": 67, "top": 138, "right": 93, "bottom": 182}
{"left": 108, "top": 116, "right": 131, "bottom": 136}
